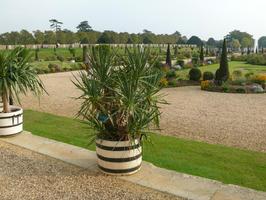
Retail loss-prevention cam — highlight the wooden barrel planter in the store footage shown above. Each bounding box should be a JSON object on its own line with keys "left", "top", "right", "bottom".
{"left": 96, "top": 139, "right": 142, "bottom": 175}
{"left": 0, "top": 106, "right": 23, "bottom": 136}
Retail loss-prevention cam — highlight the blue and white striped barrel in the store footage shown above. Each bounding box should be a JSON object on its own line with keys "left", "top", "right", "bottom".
{"left": 0, "top": 106, "right": 23, "bottom": 136}
{"left": 96, "top": 139, "right": 142, "bottom": 175}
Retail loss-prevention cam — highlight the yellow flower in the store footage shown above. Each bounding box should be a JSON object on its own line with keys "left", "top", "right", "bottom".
{"left": 160, "top": 78, "right": 168, "bottom": 87}
{"left": 201, "top": 80, "right": 210, "bottom": 90}
{"left": 255, "top": 74, "right": 266, "bottom": 82}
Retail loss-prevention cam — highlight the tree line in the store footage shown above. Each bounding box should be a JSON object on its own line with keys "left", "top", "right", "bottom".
{"left": 0, "top": 20, "right": 261, "bottom": 49}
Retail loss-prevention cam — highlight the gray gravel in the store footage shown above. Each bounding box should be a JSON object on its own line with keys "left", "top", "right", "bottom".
{"left": 20, "top": 71, "right": 266, "bottom": 152}
{"left": 0, "top": 141, "right": 182, "bottom": 200}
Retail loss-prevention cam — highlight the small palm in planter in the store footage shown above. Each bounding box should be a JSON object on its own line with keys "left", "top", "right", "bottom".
{"left": 74, "top": 46, "right": 165, "bottom": 175}
{"left": 0, "top": 47, "right": 45, "bottom": 136}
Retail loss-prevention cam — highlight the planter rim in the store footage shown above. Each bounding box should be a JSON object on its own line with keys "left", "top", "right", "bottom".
{"left": 96, "top": 138, "right": 140, "bottom": 147}
{"left": 0, "top": 106, "right": 23, "bottom": 117}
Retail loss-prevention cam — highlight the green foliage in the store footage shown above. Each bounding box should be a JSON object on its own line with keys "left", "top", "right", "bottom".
{"left": 246, "top": 54, "right": 266, "bottom": 65}
{"left": 189, "top": 68, "right": 202, "bottom": 81}
{"left": 76, "top": 21, "right": 92, "bottom": 32}
{"left": 73, "top": 47, "right": 165, "bottom": 141}
{"left": 231, "top": 55, "right": 247, "bottom": 62}
{"left": 166, "top": 44, "right": 171, "bottom": 67}
{"left": 56, "top": 54, "right": 64, "bottom": 62}
{"left": 215, "top": 39, "right": 229, "bottom": 84}
{"left": 235, "top": 87, "right": 246, "bottom": 93}
{"left": 48, "top": 63, "right": 61, "bottom": 72}
{"left": 166, "top": 69, "right": 177, "bottom": 79}
{"left": 232, "top": 70, "right": 243, "bottom": 80}
{"left": 228, "top": 30, "right": 254, "bottom": 48}
{"left": 0, "top": 47, "right": 45, "bottom": 112}
{"left": 200, "top": 45, "right": 204, "bottom": 62}
{"left": 68, "top": 47, "right": 76, "bottom": 59}
{"left": 221, "top": 82, "right": 229, "bottom": 92}
{"left": 187, "top": 36, "right": 202, "bottom": 46}
{"left": 258, "top": 36, "right": 266, "bottom": 48}
{"left": 34, "top": 48, "right": 39, "bottom": 61}
{"left": 203, "top": 71, "right": 214, "bottom": 81}
{"left": 177, "top": 60, "right": 185, "bottom": 67}
{"left": 83, "top": 46, "right": 88, "bottom": 62}
{"left": 206, "top": 38, "right": 217, "bottom": 47}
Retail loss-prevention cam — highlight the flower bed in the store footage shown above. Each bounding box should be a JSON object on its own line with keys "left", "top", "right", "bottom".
{"left": 201, "top": 79, "right": 266, "bottom": 94}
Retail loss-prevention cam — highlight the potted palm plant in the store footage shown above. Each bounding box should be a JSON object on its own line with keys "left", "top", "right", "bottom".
{"left": 74, "top": 46, "right": 165, "bottom": 175}
{"left": 0, "top": 47, "right": 45, "bottom": 136}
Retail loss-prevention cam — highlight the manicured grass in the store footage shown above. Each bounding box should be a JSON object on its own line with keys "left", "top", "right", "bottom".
{"left": 24, "top": 110, "right": 266, "bottom": 192}
{"left": 177, "top": 61, "right": 266, "bottom": 80}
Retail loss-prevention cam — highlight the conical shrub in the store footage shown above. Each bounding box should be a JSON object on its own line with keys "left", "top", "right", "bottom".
{"left": 200, "top": 45, "right": 204, "bottom": 62}
{"left": 166, "top": 43, "right": 172, "bottom": 67}
{"left": 215, "top": 39, "right": 229, "bottom": 85}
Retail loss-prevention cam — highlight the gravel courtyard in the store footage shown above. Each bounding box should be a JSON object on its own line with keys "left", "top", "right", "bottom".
{"left": 20, "top": 71, "right": 266, "bottom": 152}
{"left": 0, "top": 141, "right": 180, "bottom": 200}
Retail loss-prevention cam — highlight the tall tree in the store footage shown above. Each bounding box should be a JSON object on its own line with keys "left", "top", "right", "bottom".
{"left": 76, "top": 21, "right": 92, "bottom": 32}
{"left": 33, "top": 30, "right": 45, "bottom": 44}
{"left": 229, "top": 30, "right": 254, "bottom": 48}
{"left": 187, "top": 36, "right": 202, "bottom": 46}
{"left": 231, "top": 39, "right": 241, "bottom": 51}
{"left": 258, "top": 36, "right": 266, "bottom": 48}
{"left": 215, "top": 39, "right": 229, "bottom": 84}
{"left": 206, "top": 38, "right": 217, "bottom": 47}
{"left": 247, "top": 46, "right": 251, "bottom": 55}
{"left": 49, "top": 19, "right": 63, "bottom": 45}
{"left": 49, "top": 19, "right": 63, "bottom": 32}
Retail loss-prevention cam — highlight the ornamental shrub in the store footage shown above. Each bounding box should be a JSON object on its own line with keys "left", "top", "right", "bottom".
{"left": 177, "top": 60, "right": 185, "bottom": 67}
{"left": 215, "top": 39, "right": 229, "bottom": 84}
{"left": 189, "top": 68, "right": 202, "bottom": 81}
{"left": 201, "top": 80, "right": 210, "bottom": 90}
{"left": 200, "top": 45, "right": 204, "bottom": 62}
{"left": 160, "top": 77, "right": 168, "bottom": 87}
{"left": 48, "top": 63, "right": 61, "bottom": 72}
{"left": 203, "top": 71, "right": 214, "bottom": 81}
{"left": 235, "top": 88, "right": 246, "bottom": 93}
{"left": 166, "top": 69, "right": 177, "bottom": 79}
{"left": 56, "top": 55, "right": 64, "bottom": 62}
{"left": 232, "top": 70, "right": 243, "bottom": 80}
{"left": 166, "top": 43, "right": 172, "bottom": 67}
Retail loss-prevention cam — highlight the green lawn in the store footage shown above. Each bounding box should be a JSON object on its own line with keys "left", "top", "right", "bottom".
{"left": 177, "top": 61, "right": 266, "bottom": 80}
{"left": 23, "top": 110, "right": 266, "bottom": 192}
{"left": 31, "top": 61, "right": 82, "bottom": 72}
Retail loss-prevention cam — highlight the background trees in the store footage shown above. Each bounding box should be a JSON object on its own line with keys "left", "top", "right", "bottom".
{"left": 49, "top": 19, "right": 63, "bottom": 32}
{"left": 0, "top": 25, "right": 258, "bottom": 48}
{"left": 187, "top": 36, "right": 202, "bottom": 46}
{"left": 258, "top": 37, "right": 266, "bottom": 49}
{"left": 228, "top": 30, "right": 254, "bottom": 48}
{"left": 76, "top": 21, "right": 93, "bottom": 32}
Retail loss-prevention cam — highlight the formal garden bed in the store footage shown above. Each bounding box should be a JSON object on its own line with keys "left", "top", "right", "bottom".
{"left": 160, "top": 41, "right": 266, "bottom": 94}
{"left": 201, "top": 78, "right": 266, "bottom": 94}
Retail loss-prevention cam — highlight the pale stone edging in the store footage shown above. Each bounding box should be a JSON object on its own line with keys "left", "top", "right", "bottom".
{"left": 0, "top": 131, "right": 265, "bottom": 200}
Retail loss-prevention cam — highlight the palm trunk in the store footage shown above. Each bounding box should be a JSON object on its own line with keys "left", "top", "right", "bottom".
{"left": 2, "top": 92, "right": 10, "bottom": 113}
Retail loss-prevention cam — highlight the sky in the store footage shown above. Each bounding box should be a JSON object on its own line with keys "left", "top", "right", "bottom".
{"left": 0, "top": 0, "right": 265, "bottom": 41}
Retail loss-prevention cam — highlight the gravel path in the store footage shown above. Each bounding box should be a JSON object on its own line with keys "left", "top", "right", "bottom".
{"left": 0, "top": 141, "right": 181, "bottom": 200}
{"left": 20, "top": 71, "right": 266, "bottom": 152}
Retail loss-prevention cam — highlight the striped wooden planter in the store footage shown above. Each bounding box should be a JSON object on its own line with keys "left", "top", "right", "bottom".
{"left": 96, "top": 139, "right": 142, "bottom": 175}
{"left": 0, "top": 106, "right": 23, "bottom": 136}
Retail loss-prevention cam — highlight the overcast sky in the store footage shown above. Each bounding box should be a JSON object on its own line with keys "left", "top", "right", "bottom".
{"left": 0, "top": 0, "right": 265, "bottom": 41}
